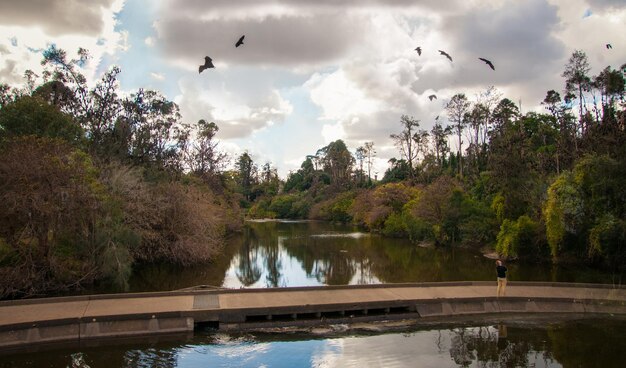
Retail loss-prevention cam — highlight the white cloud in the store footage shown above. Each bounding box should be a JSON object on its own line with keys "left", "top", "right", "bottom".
{"left": 2, "top": 0, "right": 625, "bottom": 178}
{"left": 321, "top": 123, "right": 346, "bottom": 143}
{"left": 175, "top": 75, "right": 293, "bottom": 139}
{"left": 150, "top": 72, "right": 165, "bottom": 80}
{"left": 0, "top": 0, "right": 127, "bottom": 87}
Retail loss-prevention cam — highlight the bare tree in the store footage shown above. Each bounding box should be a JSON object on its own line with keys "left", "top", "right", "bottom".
{"left": 446, "top": 94, "right": 471, "bottom": 178}
{"left": 364, "top": 141, "right": 376, "bottom": 184}
{"left": 390, "top": 115, "right": 421, "bottom": 180}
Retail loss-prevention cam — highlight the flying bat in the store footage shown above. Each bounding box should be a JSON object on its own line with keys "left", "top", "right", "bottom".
{"left": 415, "top": 47, "right": 421, "bottom": 56}
{"left": 478, "top": 57, "right": 495, "bottom": 70}
{"left": 236, "top": 35, "right": 245, "bottom": 47}
{"left": 606, "top": 43, "right": 612, "bottom": 49}
{"left": 428, "top": 94, "right": 437, "bottom": 101}
{"left": 199, "top": 56, "right": 214, "bottom": 73}
{"left": 438, "top": 50, "right": 452, "bottom": 62}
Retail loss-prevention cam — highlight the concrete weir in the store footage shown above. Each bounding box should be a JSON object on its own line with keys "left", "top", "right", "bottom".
{"left": 1, "top": 281, "right": 625, "bottom": 351}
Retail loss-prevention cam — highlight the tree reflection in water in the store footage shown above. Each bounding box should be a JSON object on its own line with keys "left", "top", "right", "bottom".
{"left": 128, "top": 220, "right": 620, "bottom": 293}
{"left": 235, "top": 233, "right": 262, "bottom": 286}
{"left": 124, "top": 348, "right": 178, "bottom": 368}
{"left": 447, "top": 324, "right": 558, "bottom": 367}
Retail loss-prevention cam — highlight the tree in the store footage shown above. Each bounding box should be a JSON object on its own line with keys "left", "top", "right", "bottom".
{"left": 364, "top": 141, "right": 375, "bottom": 185}
{"left": 187, "top": 119, "right": 227, "bottom": 181}
{"left": 355, "top": 145, "right": 366, "bottom": 186}
{"left": 390, "top": 115, "right": 421, "bottom": 180}
{"left": 562, "top": 50, "right": 591, "bottom": 133}
{"left": 0, "top": 136, "right": 101, "bottom": 265}
{"left": 0, "top": 95, "right": 83, "bottom": 144}
{"left": 235, "top": 152, "right": 255, "bottom": 202}
{"left": 40, "top": 46, "right": 124, "bottom": 153}
{"left": 593, "top": 66, "right": 625, "bottom": 119}
{"left": 317, "top": 139, "right": 354, "bottom": 188}
{"left": 121, "top": 89, "right": 186, "bottom": 171}
{"left": 430, "top": 120, "right": 452, "bottom": 168}
{"left": 446, "top": 94, "right": 471, "bottom": 178}
{"left": 542, "top": 90, "right": 576, "bottom": 173}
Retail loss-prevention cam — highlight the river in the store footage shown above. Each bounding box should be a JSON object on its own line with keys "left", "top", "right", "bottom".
{"left": 2, "top": 220, "right": 625, "bottom": 367}
{"left": 128, "top": 220, "right": 620, "bottom": 292}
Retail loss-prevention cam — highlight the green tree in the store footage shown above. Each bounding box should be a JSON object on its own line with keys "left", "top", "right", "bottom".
{"left": 430, "top": 119, "right": 452, "bottom": 169}
{"left": 235, "top": 152, "right": 255, "bottom": 202}
{"left": 562, "top": 50, "right": 591, "bottom": 133}
{"left": 0, "top": 95, "right": 83, "bottom": 144}
{"left": 318, "top": 139, "right": 354, "bottom": 189}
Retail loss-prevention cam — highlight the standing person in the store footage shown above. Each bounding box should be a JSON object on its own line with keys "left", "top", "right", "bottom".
{"left": 496, "top": 259, "right": 508, "bottom": 297}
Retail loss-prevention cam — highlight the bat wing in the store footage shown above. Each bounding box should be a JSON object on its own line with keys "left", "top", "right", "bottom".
{"left": 236, "top": 35, "right": 245, "bottom": 47}
{"left": 479, "top": 58, "right": 495, "bottom": 70}
{"left": 199, "top": 56, "right": 214, "bottom": 73}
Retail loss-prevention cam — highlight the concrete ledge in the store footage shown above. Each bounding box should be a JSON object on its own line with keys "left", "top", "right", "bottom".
{"left": 3, "top": 281, "right": 623, "bottom": 307}
{"left": 2, "top": 282, "right": 626, "bottom": 351}
{"left": 80, "top": 317, "right": 193, "bottom": 339}
{"left": 0, "top": 316, "right": 193, "bottom": 350}
{"left": 0, "top": 324, "right": 80, "bottom": 349}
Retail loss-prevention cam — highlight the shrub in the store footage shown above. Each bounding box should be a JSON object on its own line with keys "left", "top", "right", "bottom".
{"left": 351, "top": 183, "right": 420, "bottom": 231}
{"left": 382, "top": 212, "right": 407, "bottom": 237}
{"left": 495, "top": 215, "right": 539, "bottom": 259}
{"left": 309, "top": 192, "right": 355, "bottom": 222}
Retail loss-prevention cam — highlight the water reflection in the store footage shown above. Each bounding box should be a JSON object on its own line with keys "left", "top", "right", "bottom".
{"left": 127, "top": 220, "right": 620, "bottom": 293}
{"left": 3, "top": 319, "right": 626, "bottom": 367}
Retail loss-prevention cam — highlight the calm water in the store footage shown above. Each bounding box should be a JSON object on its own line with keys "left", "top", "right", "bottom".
{"left": 3, "top": 318, "right": 626, "bottom": 367}
{"left": 127, "top": 220, "right": 621, "bottom": 293}
{"left": 4, "top": 220, "right": 624, "bottom": 367}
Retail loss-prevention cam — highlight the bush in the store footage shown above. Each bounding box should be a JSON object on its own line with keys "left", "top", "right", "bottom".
{"left": 248, "top": 198, "right": 276, "bottom": 219}
{"left": 588, "top": 214, "right": 625, "bottom": 269}
{"left": 382, "top": 212, "right": 407, "bottom": 237}
{"left": 0, "top": 95, "right": 83, "bottom": 144}
{"left": 495, "top": 215, "right": 539, "bottom": 259}
{"left": 351, "top": 183, "right": 420, "bottom": 231}
{"left": 309, "top": 192, "right": 355, "bottom": 222}
{"left": 403, "top": 212, "right": 433, "bottom": 242}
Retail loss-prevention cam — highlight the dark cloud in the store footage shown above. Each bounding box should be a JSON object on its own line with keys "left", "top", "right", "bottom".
{"left": 156, "top": 12, "right": 368, "bottom": 67}
{"left": 162, "top": 0, "right": 460, "bottom": 14}
{"left": 0, "top": 0, "right": 117, "bottom": 36}
{"left": 411, "top": 0, "right": 564, "bottom": 97}
{"left": 586, "top": 0, "right": 626, "bottom": 11}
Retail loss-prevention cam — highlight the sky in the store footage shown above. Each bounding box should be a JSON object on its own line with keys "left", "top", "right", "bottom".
{"left": 0, "top": 0, "right": 624, "bottom": 178}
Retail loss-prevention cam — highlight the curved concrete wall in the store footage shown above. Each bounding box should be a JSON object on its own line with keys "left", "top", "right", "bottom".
{"left": 1, "top": 281, "right": 625, "bottom": 352}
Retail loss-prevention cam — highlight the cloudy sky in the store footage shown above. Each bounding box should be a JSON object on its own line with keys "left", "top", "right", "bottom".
{"left": 1, "top": 0, "right": 624, "bottom": 178}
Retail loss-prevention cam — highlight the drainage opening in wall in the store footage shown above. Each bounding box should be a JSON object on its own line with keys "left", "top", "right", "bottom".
{"left": 195, "top": 321, "right": 219, "bottom": 331}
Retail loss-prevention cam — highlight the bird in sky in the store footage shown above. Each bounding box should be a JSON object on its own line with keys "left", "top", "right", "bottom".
{"left": 236, "top": 35, "right": 245, "bottom": 47}
{"left": 438, "top": 50, "right": 452, "bottom": 62}
{"left": 606, "top": 43, "right": 612, "bottom": 49}
{"left": 429, "top": 94, "right": 437, "bottom": 101}
{"left": 199, "top": 56, "right": 214, "bottom": 73}
{"left": 415, "top": 46, "right": 421, "bottom": 56}
{"left": 478, "top": 57, "right": 495, "bottom": 70}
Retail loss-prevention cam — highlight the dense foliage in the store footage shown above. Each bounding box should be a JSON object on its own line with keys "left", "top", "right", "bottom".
{"left": 244, "top": 51, "right": 625, "bottom": 273}
{"left": 0, "top": 48, "right": 242, "bottom": 298}
{"left": 1, "top": 47, "right": 624, "bottom": 298}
